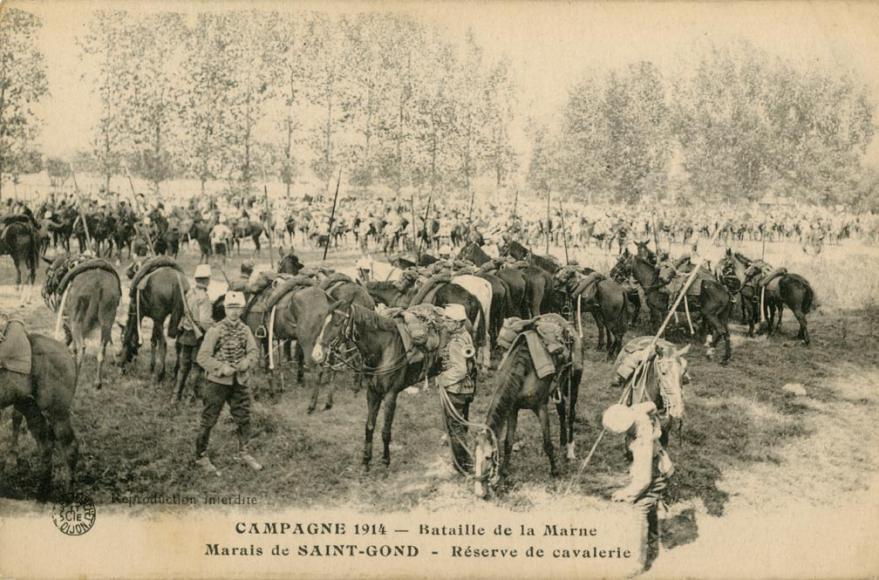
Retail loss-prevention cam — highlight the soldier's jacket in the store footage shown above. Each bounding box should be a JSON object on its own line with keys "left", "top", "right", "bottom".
{"left": 437, "top": 328, "right": 475, "bottom": 395}
{"left": 196, "top": 319, "right": 259, "bottom": 386}
{"left": 181, "top": 286, "right": 214, "bottom": 334}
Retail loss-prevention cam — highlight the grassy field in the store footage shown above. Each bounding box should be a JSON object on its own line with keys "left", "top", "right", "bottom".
{"left": 1, "top": 238, "right": 877, "bottom": 555}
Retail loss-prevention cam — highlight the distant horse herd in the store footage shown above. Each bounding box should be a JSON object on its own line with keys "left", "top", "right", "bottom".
{"left": 0, "top": 223, "right": 815, "bottom": 501}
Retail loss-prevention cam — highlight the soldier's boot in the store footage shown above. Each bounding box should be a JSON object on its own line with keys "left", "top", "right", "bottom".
{"left": 195, "top": 455, "right": 221, "bottom": 476}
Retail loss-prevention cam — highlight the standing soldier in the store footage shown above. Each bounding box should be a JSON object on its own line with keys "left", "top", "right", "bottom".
{"left": 210, "top": 216, "right": 232, "bottom": 267}
{"left": 175, "top": 264, "right": 214, "bottom": 403}
{"left": 603, "top": 401, "right": 675, "bottom": 572}
{"left": 195, "top": 291, "right": 262, "bottom": 474}
{"left": 437, "top": 304, "right": 477, "bottom": 475}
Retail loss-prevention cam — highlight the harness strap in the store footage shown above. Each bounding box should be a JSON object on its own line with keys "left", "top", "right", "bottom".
{"left": 54, "top": 285, "right": 71, "bottom": 341}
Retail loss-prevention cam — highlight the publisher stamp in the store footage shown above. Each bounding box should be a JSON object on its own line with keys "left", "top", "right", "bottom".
{"left": 52, "top": 494, "right": 97, "bottom": 536}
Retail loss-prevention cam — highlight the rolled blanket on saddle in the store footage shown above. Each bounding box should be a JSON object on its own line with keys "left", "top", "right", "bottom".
{"left": 759, "top": 267, "right": 788, "bottom": 287}
{"left": 263, "top": 275, "right": 316, "bottom": 312}
{"left": 319, "top": 272, "right": 354, "bottom": 294}
{"left": 43, "top": 255, "right": 120, "bottom": 310}
{"left": 498, "top": 313, "right": 581, "bottom": 379}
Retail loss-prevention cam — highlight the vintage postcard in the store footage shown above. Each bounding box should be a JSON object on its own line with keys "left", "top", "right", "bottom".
{"left": 0, "top": 0, "right": 878, "bottom": 578}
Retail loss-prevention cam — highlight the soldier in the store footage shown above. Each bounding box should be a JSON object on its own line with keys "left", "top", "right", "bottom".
{"left": 604, "top": 401, "right": 674, "bottom": 572}
{"left": 437, "top": 303, "right": 477, "bottom": 475}
{"left": 174, "top": 264, "right": 214, "bottom": 403}
{"left": 210, "top": 216, "right": 232, "bottom": 267}
{"left": 195, "top": 291, "right": 262, "bottom": 474}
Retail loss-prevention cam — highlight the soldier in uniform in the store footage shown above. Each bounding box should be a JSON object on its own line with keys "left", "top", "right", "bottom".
{"left": 174, "top": 264, "right": 214, "bottom": 403}
{"left": 195, "top": 291, "right": 262, "bottom": 474}
{"left": 604, "top": 401, "right": 675, "bottom": 572}
{"left": 437, "top": 303, "right": 477, "bottom": 475}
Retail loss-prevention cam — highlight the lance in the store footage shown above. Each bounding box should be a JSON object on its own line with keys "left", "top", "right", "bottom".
{"left": 409, "top": 194, "right": 417, "bottom": 253}
{"left": 512, "top": 186, "right": 519, "bottom": 220}
{"left": 416, "top": 190, "right": 433, "bottom": 260}
{"left": 652, "top": 209, "right": 661, "bottom": 254}
{"left": 264, "top": 185, "right": 275, "bottom": 269}
{"left": 545, "top": 188, "right": 551, "bottom": 254}
{"left": 322, "top": 167, "right": 342, "bottom": 261}
{"left": 559, "top": 199, "right": 570, "bottom": 265}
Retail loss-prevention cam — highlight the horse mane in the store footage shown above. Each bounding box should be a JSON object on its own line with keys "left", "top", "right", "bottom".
{"left": 351, "top": 302, "right": 398, "bottom": 334}
{"left": 485, "top": 340, "right": 532, "bottom": 434}
{"left": 733, "top": 251, "right": 753, "bottom": 265}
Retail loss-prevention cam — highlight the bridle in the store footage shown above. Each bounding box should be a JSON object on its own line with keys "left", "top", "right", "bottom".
{"left": 318, "top": 303, "right": 414, "bottom": 377}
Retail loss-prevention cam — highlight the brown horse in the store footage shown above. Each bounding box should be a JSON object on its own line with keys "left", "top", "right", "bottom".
{"left": 117, "top": 266, "right": 186, "bottom": 382}
{"left": 472, "top": 334, "right": 583, "bottom": 498}
{"left": 2, "top": 333, "right": 79, "bottom": 501}
{"left": 550, "top": 269, "right": 628, "bottom": 359}
{"left": 312, "top": 302, "right": 444, "bottom": 471}
{"left": 56, "top": 262, "right": 121, "bottom": 390}
{"left": 0, "top": 219, "right": 39, "bottom": 290}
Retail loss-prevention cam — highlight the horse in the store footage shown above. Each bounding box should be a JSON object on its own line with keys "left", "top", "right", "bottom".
{"left": 472, "top": 335, "right": 583, "bottom": 498}
{"left": 311, "top": 302, "right": 444, "bottom": 470}
{"left": 2, "top": 333, "right": 79, "bottom": 501}
{"left": 550, "top": 270, "right": 628, "bottom": 360}
{"left": 364, "top": 279, "right": 487, "bottom": 358}
{"left": 0, "top": 218, "right": 39, "bottom": 290}
{"left": 499, "top": 239, "right": 561, "bottom": 274}
{"left": 612, "top": 251, "right": 732, "bottom": 364}
{"left": 117, "top": 265, "right": 186, "bottom": 382}
{"left": 717, "top": 249, "right": 761, "bottom": 333}
{"left": 458, "top": 243, "right": 528, "bottom": 319}
{"left": 192, "top": 221, "right": 213, "bottom": 264}
{"left": 743, "top": 265, "right": 815, "bottom": 345}
{"left": 46, "top": 258, "right": 121, "bottom": 390}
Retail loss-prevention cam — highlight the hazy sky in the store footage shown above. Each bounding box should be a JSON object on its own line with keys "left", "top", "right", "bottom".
{"left": 12, "top": 0, "right": 879, "bottom": 165}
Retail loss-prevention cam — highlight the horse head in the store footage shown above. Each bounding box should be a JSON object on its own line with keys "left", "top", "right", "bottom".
{"left": 472, "top": 427, "right": 500, "bottom": 499}
{"left": 312, "top": 299, "right": 351, "bottom": 365}
{"left": 654, "top": 343, "right": 691, "bottom": 394}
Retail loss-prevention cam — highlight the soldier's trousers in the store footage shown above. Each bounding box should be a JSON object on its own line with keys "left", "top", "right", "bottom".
{"left": 634, "top": 473, "right": 669, "bottom": 571}
{"left": 176, "top": 342, "right": 203, "bottom": 399}
{"left": 196, "top": 379, "right": 252, "bottom": 458}
{"left": 442, "top": 391, "right": 473, "bottom": 475}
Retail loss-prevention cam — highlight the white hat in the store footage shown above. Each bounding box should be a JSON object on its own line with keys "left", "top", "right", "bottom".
{"left": 443, "top": 304, "right": 468, "bottom": 322}
{"left": 224, "top": 291, "right": 246, "bottom": 308}
{"left": 602, "top": 404, "right": 635, "bottom": 434}
{"left": 194, "top": 264, "right": 212, "bottom": 279}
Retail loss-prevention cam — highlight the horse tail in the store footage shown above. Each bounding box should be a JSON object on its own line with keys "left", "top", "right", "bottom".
{"left": 785, "top": 274, "right": 814, "bottom": 314}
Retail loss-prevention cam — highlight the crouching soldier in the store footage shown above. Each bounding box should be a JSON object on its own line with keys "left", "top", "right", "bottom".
{"left": 175, "top": 263, "right": 214, "bottom": 403}
{"left": 195, "top": 291, "right": 263, "bottom": 474}
{"left": 603, "top": 402, "right": 674, "bottom": 572}
{"left": 437, "top": 304, "right": 477, "bottom": 474}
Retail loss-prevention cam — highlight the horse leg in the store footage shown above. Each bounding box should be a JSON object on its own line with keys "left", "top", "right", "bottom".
{"left": 307, "top": 367, "right": 321, "bottom": 414}
{"left": 381, "top": 391, "right": 400, "bottom": 467}
{"left": 50, "top": 410, "right": 79, "bottom": 498}
{"left": 15, "top": 398, "right": 52, "bottom": 501}
{"left": 295, "top": 341, "right": 305, "bottom": 383}
{"left": 8, "top": 409, "right": 24, "bottom": 469}
{"left": 537, "top": 404, "right": 559, "bottom": 477}
{"left": 153, "top": 326, "right": 167, "bottom": 383}
{"left": 324, "top": 368, "right": 335, "bottom": 411}
{"left": 592, "top": 310, "right": 605, "bottom": 351}
{"left": 555, "top": 397, "right": 568, "bottom": 462}
{"left": 793, "top": 307, "right": 809, "bottom": 345}
{"left": 501, "top": 412, "right": 518, "bottom": 480}
{"left": 363, "top": 388, "right": 381, "bottom": 471}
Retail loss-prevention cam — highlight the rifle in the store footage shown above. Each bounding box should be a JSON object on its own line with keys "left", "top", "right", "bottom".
{"left": 175, "top": 272, "right": 203, "bottom": 340}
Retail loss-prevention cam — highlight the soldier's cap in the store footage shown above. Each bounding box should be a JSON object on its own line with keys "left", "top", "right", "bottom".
{"left": 443, "top": 304, "right": 468, "bottom": 322}
{"left": 602, "top": 404, "right": 636, "bottom": 434}
{"left": 224, "top": 291, "right": 246, "bottom": 308}
{"left": 194, "top": 264, "right": 212, "bottom": 279}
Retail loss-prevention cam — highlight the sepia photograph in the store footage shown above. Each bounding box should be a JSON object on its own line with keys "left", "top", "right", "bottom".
{"left": 0, "top": 1, "right": 878, "bottom": 577}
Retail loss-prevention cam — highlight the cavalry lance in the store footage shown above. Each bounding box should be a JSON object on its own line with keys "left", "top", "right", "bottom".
{"left": 323, "top": 167, "right": 342, "bottom": 261}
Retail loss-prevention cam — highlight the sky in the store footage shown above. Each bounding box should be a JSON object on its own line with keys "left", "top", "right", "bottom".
{"left": 8, "top": 0, "right": 879, "bottom": 166}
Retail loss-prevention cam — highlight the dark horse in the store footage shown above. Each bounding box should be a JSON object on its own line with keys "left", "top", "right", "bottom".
{"left": 2, "top": 332, "right": 79, "bottom": 500}
{"left": 311, "top": 302, "right": 444, "bottom": 470}
{"left": 458, "top": 242, "right": 528, "bottom": 319}
{"left": 117, "top": 266, "right": 186, "bottom": 382}
{"left": 550, "top": 269, "right": 628, "bottom": 360}
{"left": 499, "top": 239, "right": 561, "bottom": 274}
{"left": 0, "top": 218, "right": 39, "bottom": 290}
{"left": 745, "top": 265, "right": 815, "bottom": 345}
{"left": 612, "top": 251, "right": 732, "bottom": 364}
{"left": 471, "top": 332, "right": 583, "bottom": 498}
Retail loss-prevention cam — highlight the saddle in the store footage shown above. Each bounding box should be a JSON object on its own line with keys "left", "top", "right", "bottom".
{"left": 498, "top": 314, "right": 580, "bottom": 379}
{"left": 570, "top": 272, "right": 605, "bottom": 304}
{"left": 319, "top": 272, "right": 354, "bottom": 295}
{"left": 411, "top": 273, "right": 451, "bottom": 305}
{"left": 0, "top": 319, "right": 32, "bottom": 375}
{"left": 263, "top": 275, "right": 315, "bottom": 313}
{"left": 128, "top": 255, "right": 183, "bottom": 294}
{"left": 376, "top": 302, "right": 448, "bottom": 368}
{"left": 614, "top": 336, "right": 685, "bottom": 419}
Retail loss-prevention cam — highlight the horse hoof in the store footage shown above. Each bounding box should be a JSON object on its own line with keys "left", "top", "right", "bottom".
{"left": 307, "top": 407, "right": 316, "bottom": 415}
{"left": 324, "top": 403, "right": 333, "bottom": 411}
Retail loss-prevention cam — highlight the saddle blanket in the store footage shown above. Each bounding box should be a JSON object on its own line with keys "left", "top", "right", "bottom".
{"left": 0, "top": 320, "right": 32, "bottom": 375}
{"left": 614, "top": 336, "right": 676, "bottom": 383}
{"left": 572, "top": 272, "right": 605, "bottom": 303}
{"left": 523, "top": 330, "right": 555, "bottom": 379}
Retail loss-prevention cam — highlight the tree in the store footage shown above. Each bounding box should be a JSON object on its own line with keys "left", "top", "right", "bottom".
{"left": 78, "top": 10, "right": 134, "bottom": 194}
{"left": 124, "top": 13, "right": 188, "bottom": 194}
{"left": 478, "top": 57, "right": 518, "bottom": 190}
{"left": 0, "top": 8, "right": 49, "bottom": 199}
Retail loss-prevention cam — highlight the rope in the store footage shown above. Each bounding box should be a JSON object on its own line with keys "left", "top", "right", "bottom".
{"left": 136, "top": 288, "right": 143, "bottom": 346}
{"left": 562, "top": 226, "right": 721, "bottom": 496}
{"left": 684, "top": 294, "right": 694, "bottom": 335}
{"left": 268, "top": 306, "right": 277, "bottom": 370}
{"left": 576, "top": 294, "right": 583, "bottom": 338}
{"left": 53, "top": 286, "right": 70, "bottom": 341}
